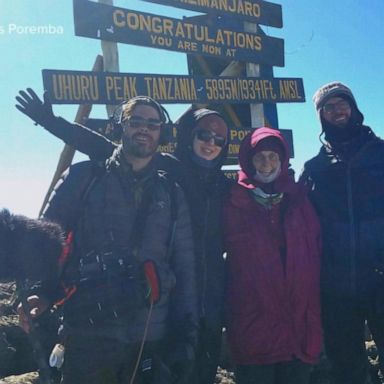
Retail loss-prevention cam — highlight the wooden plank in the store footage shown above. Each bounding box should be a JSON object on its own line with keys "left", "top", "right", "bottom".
{"left": 245, "top": 22, "right": 265, "bottom": 128}
{"left": 42, "top": 69, "right": 305, "bottom": 104}
{"left": 73, "top": 0, "right": 284, "bottom": 66}
{"left": 139, "top": 0, "right": 283, "bottom": 28}
{"left": 99, "top": 0, "right": 120, "bottom": 117}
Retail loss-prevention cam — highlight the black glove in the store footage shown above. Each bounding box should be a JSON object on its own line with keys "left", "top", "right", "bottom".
{"left": 15, "top": 88, "right": 55, "bottom": 127}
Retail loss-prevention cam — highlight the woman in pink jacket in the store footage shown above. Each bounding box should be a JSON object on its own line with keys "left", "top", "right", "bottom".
{"left": 224, "top": 127, "right": 322, "bottom": 384}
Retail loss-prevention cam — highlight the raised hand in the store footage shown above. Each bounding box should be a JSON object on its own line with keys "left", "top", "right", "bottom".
{"left": 15, "top": 88, "right": 55, "bottom": 127}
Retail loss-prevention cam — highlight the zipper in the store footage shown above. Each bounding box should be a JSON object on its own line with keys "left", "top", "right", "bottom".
{"left": 200, "top": 197, "right": 210, "bottom": 318}
{"left": 346, "top": 163, "right": 356, "bottom": 296}
{"left": 345, "top": 139, "right": 374, "bottom": 296}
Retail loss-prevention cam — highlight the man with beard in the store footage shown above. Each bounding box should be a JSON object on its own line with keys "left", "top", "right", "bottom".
{"left": 16, "top": 88, "right": 231, "bottom": 384}
{"left": 15, "top": 91, "right": 198, "bottom": 384}
{"left": 300, "top": 82, "right": 384, "bottom": 384}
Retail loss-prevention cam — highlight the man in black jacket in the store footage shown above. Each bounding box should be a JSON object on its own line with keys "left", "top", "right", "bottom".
{"left": 16, "top": 89, "right": 231, "bottom": 383}
{"left": 300, "top": 82, "right": 384, "bottom": 384}
{"left": 16, "top": 93, "right": 198, "bottom": 384}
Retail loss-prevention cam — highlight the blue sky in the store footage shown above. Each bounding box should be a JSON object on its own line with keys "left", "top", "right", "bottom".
{"left": 1, "top": 0, "right": 383, "bottom": 217}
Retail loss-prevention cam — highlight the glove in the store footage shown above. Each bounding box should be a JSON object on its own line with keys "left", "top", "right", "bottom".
{"left": 15, "top": 88, "right": 55, "bottom": 127}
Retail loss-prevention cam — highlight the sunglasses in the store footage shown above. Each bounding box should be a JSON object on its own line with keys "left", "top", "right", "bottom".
{"left": 195, "top": 129, "right": 226, "bottom": 148}
{"left": 322, "top": 100, "right": 350, "bottom": 114}
{"left": 123, "top": 116, "right": 162, "bottom": 131}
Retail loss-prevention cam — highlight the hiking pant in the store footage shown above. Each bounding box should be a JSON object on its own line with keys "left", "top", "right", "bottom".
{"left": 60, "top": 334, "right": 168, "bottom": 384}
{"left": 235, "top": 359, "right": 312, "bottom": 384}
{"left": 322, "top": 294, "right": 384, "bottom": 384}
{"left": 191, "top": 321, "right": 222, "bottom": 384}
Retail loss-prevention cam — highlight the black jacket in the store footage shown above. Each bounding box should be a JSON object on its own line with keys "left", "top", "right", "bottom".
{"left": 173, "top": 109, "right": 231, "bottom": 329}
{"left": 300, "top": 126, "right": 384, "bottom": 303}
{"left": 43, "top": 148, "right": 198, "bottom": 346}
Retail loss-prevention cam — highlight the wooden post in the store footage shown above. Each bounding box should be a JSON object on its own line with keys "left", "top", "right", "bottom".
{"left": 99, "top": 0, "right": 120, "bottom": 117}
{"left": 194, "top": 57, "right": 244, "bottom": 127}
{"left": 39, "top": 55, "right": 104, "bottom": 217}
{"left": 244, "top": 22, "right": 265, "bottom": 128}
{"left": 39, "top": 0, "right": 120, "bottom": 216}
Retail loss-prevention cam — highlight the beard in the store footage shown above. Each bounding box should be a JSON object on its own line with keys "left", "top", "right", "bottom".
{"left": 321, "top": 100, "right": 364, "bottom": 144}
{"left": 122, "top": 132, "right": 159, "bottom": 159}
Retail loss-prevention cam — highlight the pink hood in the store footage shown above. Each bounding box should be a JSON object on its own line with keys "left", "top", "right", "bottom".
{"left": 238, "top": 127, "right": 292, "bottom": 191}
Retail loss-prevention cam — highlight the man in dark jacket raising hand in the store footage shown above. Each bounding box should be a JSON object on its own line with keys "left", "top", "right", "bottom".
{"left": 16, "top": 90, "right": 198, "bottom": 384}
{"left": 300, "top": 82, "right": 384, "bottom": 384}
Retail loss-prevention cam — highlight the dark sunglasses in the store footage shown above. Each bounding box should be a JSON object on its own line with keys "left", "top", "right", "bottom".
{"left": 195, "top": 129, "right": 226, "bottom": 148}
{"left": 322, "top": 100, "right": 350, "bottom": 114}
{"left": 124, "top": 116, "right": 162, "bottom": 131}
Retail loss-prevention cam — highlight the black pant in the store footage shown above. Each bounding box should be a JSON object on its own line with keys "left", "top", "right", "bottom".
{"left": 61, "top": 335, "right": 169, "bottom": 384}
{"left": 322, "top": 294, "right": 384, "bottom": 384}
{"left": 235, "top": 359, "right": 312, "bottom": 384}
{"left": 190, "top": 320, "right": 222, "bottom": 384}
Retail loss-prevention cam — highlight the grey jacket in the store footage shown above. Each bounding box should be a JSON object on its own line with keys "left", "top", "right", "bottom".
{"left": 42, "top": 147, "right": 198, "bottom": 347}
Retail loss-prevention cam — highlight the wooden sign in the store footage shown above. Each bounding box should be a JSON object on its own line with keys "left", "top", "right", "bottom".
{"left": 139, "top": 0, "right": 283, "bottom": 27}
{"left": 223, "top": 169, "right": 239, "bottom": 181}
{"left": 227, "top": 127, "right": 293, "bottom": 158}
{"left": 42, "top": 69, "right": 304, "bottom": 104}
{"left": 73, "top": 0, "right": 284, "bottom": 66}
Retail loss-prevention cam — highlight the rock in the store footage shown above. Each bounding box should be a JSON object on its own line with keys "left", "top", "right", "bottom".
{"left": 0, "top": 282, "right": 37, "bottom": 378}
{"left": 0, "top": 371, "right": 38, "bottom": 384}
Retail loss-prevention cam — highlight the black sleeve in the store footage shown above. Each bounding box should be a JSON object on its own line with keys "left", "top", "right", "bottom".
{"left": 298, "top": 164, "right": 311, "bottom": 186}
{"left": 45, "top": 117, "right": 117, "bottom": 161}
{"left": 41, "top": 161, "right": 97, "bottom": 232}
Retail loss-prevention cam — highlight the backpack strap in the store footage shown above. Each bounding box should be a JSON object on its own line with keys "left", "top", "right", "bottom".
{"left": 163, "top": 173, "right": 178, "bottom": 258}
{"left": 55, "top": 166, "right": 179, "bottom": 308}
{"left": 55, "top": 161, "right": 106, "bottom": 302}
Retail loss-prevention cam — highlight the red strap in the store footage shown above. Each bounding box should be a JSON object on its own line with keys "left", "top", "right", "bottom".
{"left": 58, "top": 231, "right": 73, "bottom": 268}
{"left": 143, "top": 260, "right": 160, "bottom": 304}
{"left": 54, "top": 285, "right": 77, "bottom": 307}
{"left": 55, "top": 231, "right": 76, "bottom": 307}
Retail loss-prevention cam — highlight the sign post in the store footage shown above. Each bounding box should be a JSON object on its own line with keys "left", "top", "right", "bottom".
{"left": 72, "top": 0, "right": 284, "bottom": 66}
{"left": 42, "top": 69, "right": 304, "bottom": 105}
{"left": 40, "top": 0, "right": 304, "bottom": 173}
{"left": 139, "top": 0, "right": 283, "bottom": 27}
{"left": 99, "top": 0, "right": 119, "bottom": 117}
{"left": 40, "top": 0, "right": 120, "bottom": 214}
{"left": 244, "top": 21, "right": 265, "bottom": 128}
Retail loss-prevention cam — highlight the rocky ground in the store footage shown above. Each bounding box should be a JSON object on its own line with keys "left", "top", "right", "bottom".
{"left": 0, "top": 280, "right": 382, "bottom": 384}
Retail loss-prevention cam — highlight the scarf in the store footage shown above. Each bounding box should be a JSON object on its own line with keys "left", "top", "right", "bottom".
{"left": 251, "top": 187, "right": 284, "bottom": 209}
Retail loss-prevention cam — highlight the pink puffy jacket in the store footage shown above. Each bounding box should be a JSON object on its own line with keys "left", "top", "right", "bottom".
{"left": 224, "top": 127, "right": 322, "bottom": 365}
